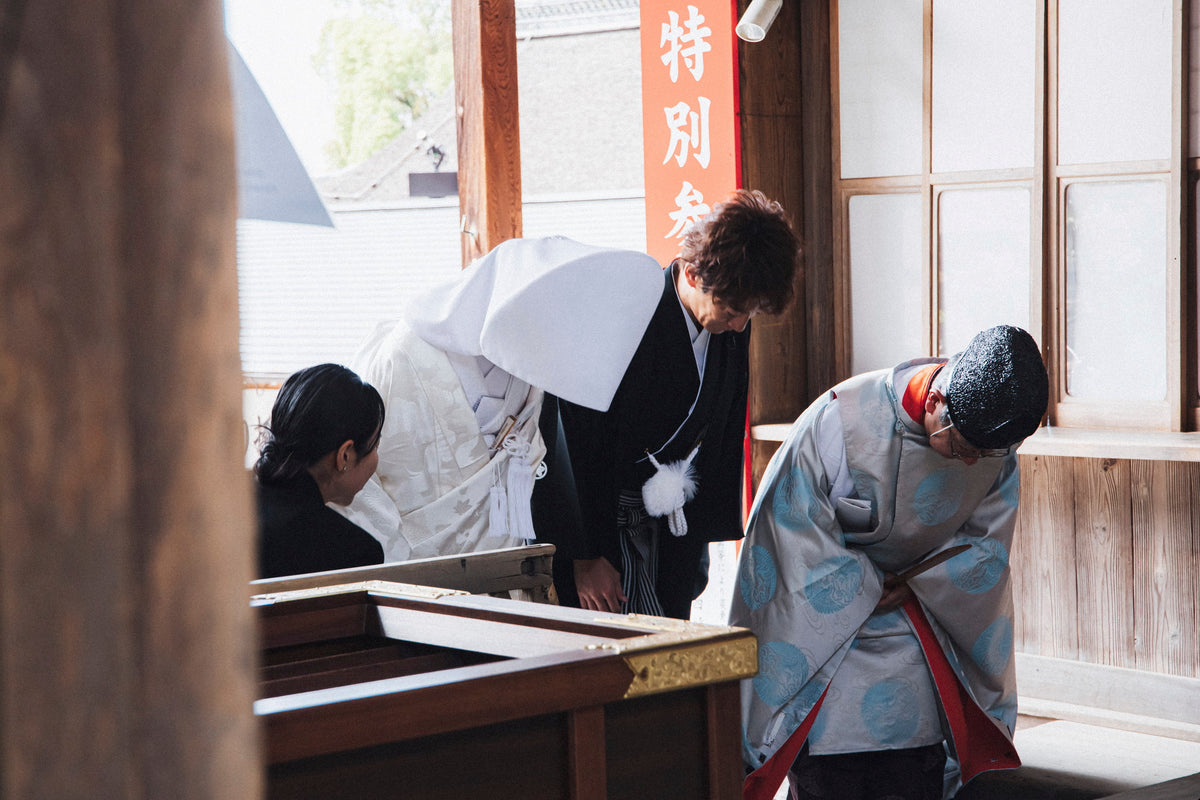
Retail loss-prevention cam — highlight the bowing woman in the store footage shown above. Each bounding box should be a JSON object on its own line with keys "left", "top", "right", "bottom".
{"left": 254, "top": 363, "right": 386, "bottom": 578}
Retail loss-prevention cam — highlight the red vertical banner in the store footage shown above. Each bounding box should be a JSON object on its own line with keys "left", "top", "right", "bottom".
{"left": 640, "top": 0, "right": 740, "bottom": 266}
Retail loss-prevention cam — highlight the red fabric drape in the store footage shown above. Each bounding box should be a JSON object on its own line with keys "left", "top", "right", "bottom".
{"left": 903, "top": 597, "right": 1021, "bottom": 784}
{"left": 742, "top": 690, "right": 828, "bottom": 800}
{"left": 742, "top": 597, "right": 1020, "bottom": 799}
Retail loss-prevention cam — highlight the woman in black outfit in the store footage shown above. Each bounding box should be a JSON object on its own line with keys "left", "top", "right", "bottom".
{"left": 254, "top": 364, "right": 386, "bottom": 578}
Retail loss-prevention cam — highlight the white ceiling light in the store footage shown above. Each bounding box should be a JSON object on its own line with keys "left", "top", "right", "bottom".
{"left": 735, "top": 0, "right": 783, "bottom": 43}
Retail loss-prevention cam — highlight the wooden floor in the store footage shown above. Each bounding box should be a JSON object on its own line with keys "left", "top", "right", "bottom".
{"left": 763, "top": 718, "right": 1200, "bottom": 800}
{"left": 954, "top": 719, "right": 1200, "bottom": 800}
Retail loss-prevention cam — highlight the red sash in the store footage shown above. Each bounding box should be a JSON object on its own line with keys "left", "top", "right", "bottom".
{"left": 742, "top": 689, "right": 828, "bottom": 800}
{"left": 903, "top": 597, "right": 1021, "bottom": 783}
{"left": 742, "top": 597, "right": 1020, "bottom": 800}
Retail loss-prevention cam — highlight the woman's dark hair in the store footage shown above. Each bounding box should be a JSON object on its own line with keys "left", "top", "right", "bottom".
{"left": 678, "top": 188, "right": 803, "bottom": 315}
{"left": 254, "top": 364, "right": 385, "bottom": 485}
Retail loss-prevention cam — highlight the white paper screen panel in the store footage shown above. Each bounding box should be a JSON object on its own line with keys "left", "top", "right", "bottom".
{"left": 838, "top": 0, "right": 923, "bottom": 179}
{"left": 937, "top": 188, "right": 1032, "bottom": 357}
{"left": 931, "top": 1, "right": 1037, "bottom": 174}
{"left": 849, "top": 193, "right": 924, "bottom": 374}
{"left": 1064, "top": 180, "right": 1167, "bottom": 401}
{"left": 1057, "top": 0, "right": 1172, "bottom": 165}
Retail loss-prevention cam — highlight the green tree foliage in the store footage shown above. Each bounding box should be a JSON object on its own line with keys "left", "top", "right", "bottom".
{"left": 314, "top": 0, "right": 452, "bottom": 168}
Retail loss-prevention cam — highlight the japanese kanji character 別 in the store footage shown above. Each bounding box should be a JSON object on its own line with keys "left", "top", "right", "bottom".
{"left": 663, "top": 96, "right": 712, "bottom": 168}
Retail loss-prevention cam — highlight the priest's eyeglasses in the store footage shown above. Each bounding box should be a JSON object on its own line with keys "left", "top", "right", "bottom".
{"left": 930, "top": 421, "right": 1010, "bottom": 460}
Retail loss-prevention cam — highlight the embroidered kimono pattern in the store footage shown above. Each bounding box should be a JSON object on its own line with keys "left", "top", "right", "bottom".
{"left": 336, "top": 237, "right": 667, "bottom": 564}
{"left": 341, "top": 320, "right": 545, "bottom": 561}
{"left": 732, "top": 359, "right": 1021, "bottom": 799}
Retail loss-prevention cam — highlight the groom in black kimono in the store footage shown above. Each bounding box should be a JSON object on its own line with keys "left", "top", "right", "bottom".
{"left": 549, "top": 189, "right": 803, "bottom": 619}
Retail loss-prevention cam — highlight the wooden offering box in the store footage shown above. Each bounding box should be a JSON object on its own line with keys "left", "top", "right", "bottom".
{"left": 254, "top": 581, "right": 757, "bottom": 800}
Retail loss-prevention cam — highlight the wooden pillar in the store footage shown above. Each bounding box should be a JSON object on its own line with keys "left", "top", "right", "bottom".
{"left": 0, "top": 0, "right": 260, "bottom": 797}
{"left": 452, "top": 0, "right": 523, "bottom": 265}
{"left": 738, "top": 0, "right": 835, "bottom": 484}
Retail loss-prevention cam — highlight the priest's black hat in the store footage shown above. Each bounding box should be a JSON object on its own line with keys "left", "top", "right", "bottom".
{"left": 946, "top": 325, "right": 1048, "bottom": 450}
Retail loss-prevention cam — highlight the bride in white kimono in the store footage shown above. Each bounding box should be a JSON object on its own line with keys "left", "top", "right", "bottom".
{"left": 339, "top": 236, "right": 664, "bottom": 562}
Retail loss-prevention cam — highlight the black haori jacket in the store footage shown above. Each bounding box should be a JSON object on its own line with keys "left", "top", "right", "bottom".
{"left": 552, "top": 266, "right": 749, "bottom": 567}
{"left": 257, "top": 471, "right": 384, "bottom": 579}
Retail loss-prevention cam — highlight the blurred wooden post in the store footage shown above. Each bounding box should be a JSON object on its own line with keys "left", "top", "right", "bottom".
{"left": 452, "top": 0, "right": 523, "bottom": 265}
{"left": 0, "top": 0, "right": 260, "bottom": 796}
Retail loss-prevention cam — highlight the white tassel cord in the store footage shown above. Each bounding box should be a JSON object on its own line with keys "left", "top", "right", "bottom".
{"left": 501, "top": 434, "right": 537, "bottom": 542}
{"left": 488, "top": 480, "right": 510, "bottom": 539}
{"left": 641, "top": 446, "right": 700, "bottom": 537}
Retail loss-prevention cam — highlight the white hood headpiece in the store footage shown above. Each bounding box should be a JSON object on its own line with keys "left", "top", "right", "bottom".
{"left": 407, "top": 236, "right": 665, "bottom": 412}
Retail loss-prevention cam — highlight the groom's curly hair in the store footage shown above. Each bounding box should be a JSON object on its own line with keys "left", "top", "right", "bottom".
{"left": 678, "top": 189, "right": 802, "bottom": 316}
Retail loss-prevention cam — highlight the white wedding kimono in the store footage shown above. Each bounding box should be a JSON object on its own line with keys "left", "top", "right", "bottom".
{"left": 341, "top": 320, "right": 545, "bottom": 561}
{"left": 341, "top": 236, "right": 665, "bottom": 562}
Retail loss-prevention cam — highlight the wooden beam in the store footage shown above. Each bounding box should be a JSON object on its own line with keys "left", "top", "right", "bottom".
{"left": 251, "top": 544, "right": 556, "bottom": 601}
{"left": 568, "top": 706, "right": 608, "bottom": 800}
{"left": 1016, "top": 653, "right": 1200, "bottom": 741}
{"left": 119, "top": 1, "right": 261, "bottom": 793}
{"left": 1130, "top": 460, "right": 1197, "bottom": 675}
{"left": 737, "top": 0, "right": 835, "bottom": 494}
{"left": 797, "top": 0, "right": 838, "bottom": 400}
{"left": 1075, "top": 458, "right": 1135, "bottom": 669}
{"left": 1012, "top": 454, "right": 1079, "bottom": 659}
{"left": 452, "top": 0, "right": 523, "bottom": 264}
{"left": 706, "top": 683, "right": 744, "bottom": 799}
{"left": 737, "top": 0, "right": 809, "bottom": 431}
{"left": 0, "top": 0, "right": 260, "bottom": 795}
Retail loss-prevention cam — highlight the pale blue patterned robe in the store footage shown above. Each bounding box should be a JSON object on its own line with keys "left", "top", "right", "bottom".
{"left": 731, "top": 359, "right": 1020, "bottom": 796}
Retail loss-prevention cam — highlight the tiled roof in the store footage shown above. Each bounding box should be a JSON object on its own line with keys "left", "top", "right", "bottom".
{"left": 315, "top": 88, "right": 458, "bottom": 204}
{"left": 238, "top": 195, "right": 647, "bottom": 379}
{"left": 515, "top": 0, "right": 639, "bottom": 37}
{"left": 237, "top": 202, "right": 462, "bottom": 379}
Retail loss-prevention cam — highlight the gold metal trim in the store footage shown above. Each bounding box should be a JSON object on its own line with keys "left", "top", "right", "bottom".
{"left": 622, "top": 636, "right": 758, "bottom": 698}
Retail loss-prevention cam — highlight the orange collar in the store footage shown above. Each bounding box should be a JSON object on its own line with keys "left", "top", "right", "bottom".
{"left": 901, "top": 363, "right": 942, "bottom": 425}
